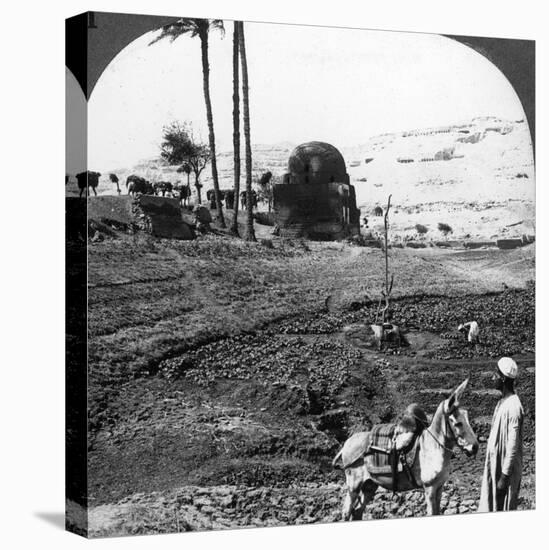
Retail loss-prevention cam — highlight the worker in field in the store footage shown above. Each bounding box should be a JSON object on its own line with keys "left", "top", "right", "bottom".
{"left": 478, "top": 357, "right": 524, "bottom": 512}
{"left": 458, "top": 320, "right": 480, "bottom": 344}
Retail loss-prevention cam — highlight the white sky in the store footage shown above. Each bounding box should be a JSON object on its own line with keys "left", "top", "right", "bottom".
{"left": 86, "top": 21, "right": 526, "bottom": 172}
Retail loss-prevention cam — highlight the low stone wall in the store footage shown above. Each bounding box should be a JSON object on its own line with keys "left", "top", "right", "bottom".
{"left": 496, "top": 238, "right": 524, "bottom": 250}
{"left": 87, "top": 195, "right": 134, "bottom": 228}
{"left": 464, "top": 241, "right": 496, "bottom": 249}
{"left": 132, "top": 195, "right": 194, "bottom": 240}
{"left": 254, "top": 211, "right": 275, "bottom": 226}
{"left": 86, "top": 195, "right": 194, "bottom": 240}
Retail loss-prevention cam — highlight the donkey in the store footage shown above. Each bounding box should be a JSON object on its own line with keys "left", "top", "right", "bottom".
{"left": 333, "top": 379, "right": 478, "bottom": 520}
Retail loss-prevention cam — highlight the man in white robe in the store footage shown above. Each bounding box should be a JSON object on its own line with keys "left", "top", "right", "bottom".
{"left": 458, "top": 320, "right": 480, "bottom": 344}
{"left": 478, "top": 357, "right": 524, "bottom": 512}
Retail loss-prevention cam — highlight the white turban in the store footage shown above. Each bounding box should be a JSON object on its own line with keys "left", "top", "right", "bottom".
{"left": 497, "top": 357, "right": 518, "bottom": 379}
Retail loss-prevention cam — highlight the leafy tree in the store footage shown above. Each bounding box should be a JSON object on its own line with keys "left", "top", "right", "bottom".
{"left": 258, "top": 171, "right": 273, "bottom": 186}
{"left": 151, "top": 18, "right": 226, "bottom": 227}
{"left": 176, "top": 163, "right": 192, "bottom": 205}
{"left": 415, "top": 223, "right": 428, "bottom": 235}
{"left": 177, "top": 163, "right": 192, "bottom": 196}
{"left": 160, "top": 121, "right": 210, "bottom": 204}
{"left": 257, "top": 171, "right": 274, "bottom": 212}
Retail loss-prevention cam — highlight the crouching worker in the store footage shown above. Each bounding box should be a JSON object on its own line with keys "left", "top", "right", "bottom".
{"left": 458, "top": 320, "right": 480, "bottom": 344}
{"left": 371, "top": 323, "right": 404, "bottom": 351}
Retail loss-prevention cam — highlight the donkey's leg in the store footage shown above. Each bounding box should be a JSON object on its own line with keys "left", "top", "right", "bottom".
{"left": 342, "top": 468, "right": 363, "bottom": 521}
{"left": 350, "top": 491, "right": 365, "bottom": 521}
{"left": 424, "top": 485, "right": 441, "bottom": 515}
{"left": 435, "top": 485, "right": 444, "bottom": 514}
{"left": 349, "top": 490, "right": 364, "bottom": 521}
{"left": 352, "top": 479, "right": 378, "bottom": 520}
{"left": 342, "top": 488, "right": 361, "bottom": 521}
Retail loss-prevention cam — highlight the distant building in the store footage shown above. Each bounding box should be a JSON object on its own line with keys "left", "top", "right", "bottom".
{"left": 273, "top": 141, "right": 361, "bottom": 240}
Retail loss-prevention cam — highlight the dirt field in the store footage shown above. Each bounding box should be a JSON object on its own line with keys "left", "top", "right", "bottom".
{"left": 77, "top": 222, "right": 535, "bottom": 537}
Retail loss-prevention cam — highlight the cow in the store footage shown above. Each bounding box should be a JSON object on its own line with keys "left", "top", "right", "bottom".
{"left": 240, "top": 190, "right": 258, "bottom": 210}
{"left": 207, "top": 189, "right": 229, "bottom": 210}
{"left": 373, "top": 206, "right": 383, "bottom": 217}
{"left": 153, "top": 181, "right": 174, "bottom": 197}
{"left": 126, "top": 175, "right": 154, "bottom": 197}
{"left": 224, "top": 189, "right": 235, "bottom": 209}
{"left": 109, "top": 173, "right": 121, "bottom": 195}
{"left": 174, "top": 184, "right": 192, "bottom": 207}
{"left": 76, "top": 171, "right": 101, "bottom": 198}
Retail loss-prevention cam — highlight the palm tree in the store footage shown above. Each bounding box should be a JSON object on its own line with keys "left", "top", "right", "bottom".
{"left": 238, "top": 21, "right": 256, "bottom": 242}
{"left": 151, "top": 18, "right": 226, "bottom": 227}
{"left": 230, "top": 21, "right": 241, "bottom": 237}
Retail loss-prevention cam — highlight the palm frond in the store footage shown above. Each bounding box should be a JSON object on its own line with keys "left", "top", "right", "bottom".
{"left": 209, "top": 19, "right": 225, "bottom": 38}
{"left": 149, "top": 18, "right": 225, "bottom": 46}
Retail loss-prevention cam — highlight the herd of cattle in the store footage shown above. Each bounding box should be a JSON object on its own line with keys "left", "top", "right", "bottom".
{"left": 68, "top": 170, "right": 258, "bottom": 210}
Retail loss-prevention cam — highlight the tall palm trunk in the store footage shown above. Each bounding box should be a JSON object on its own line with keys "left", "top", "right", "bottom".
{"left": 238, "top": 22, "right": 256, "bottom": 242}
{"left": 230, "top": 22, "right": 241, "bottom": 236}
{"left": 199, "top": 31, "right": 225, "bottom": 227}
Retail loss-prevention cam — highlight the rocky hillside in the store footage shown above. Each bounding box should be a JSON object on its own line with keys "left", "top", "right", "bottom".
{"left": 80, "top": 116, "right": 534, "bottom": 240}
{"left": 343, "top": 116, "right": 535, "bottom": 240}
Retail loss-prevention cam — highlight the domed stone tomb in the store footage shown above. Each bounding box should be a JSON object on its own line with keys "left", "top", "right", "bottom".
{"left": 274, "top": 142, "right": 360, "bottom": 240}
{"left": 284, "top": 142, "right": 350, "bottom": 186}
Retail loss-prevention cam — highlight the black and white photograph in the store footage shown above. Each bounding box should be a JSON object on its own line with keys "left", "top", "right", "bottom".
{"left": 63, "top": 8, "right": 539, "bottom": 539}
{"left": 5, "top": 2, "right": 547, "bottom": 548}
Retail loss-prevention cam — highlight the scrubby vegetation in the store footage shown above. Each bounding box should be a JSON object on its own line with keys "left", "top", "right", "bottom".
{"left": 438, "top": 222, "right": 453, "bottom": 236}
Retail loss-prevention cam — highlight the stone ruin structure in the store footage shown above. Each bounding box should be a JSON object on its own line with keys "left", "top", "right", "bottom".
{"left": 131, "top": 195, "right": 194, "bottom": 240}
{"left": 273, "top": 142, "right": 361, "bottom": 240}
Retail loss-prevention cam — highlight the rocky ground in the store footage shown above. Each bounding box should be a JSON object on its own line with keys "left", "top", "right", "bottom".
{"left": 84, "top": 328, "right": 535, "bottom": 536}
{"left": 88, "top": 462, "right": 535, "bottom": 538}
{"left": 77, "top": 233, "right": 535, "bottom": 537}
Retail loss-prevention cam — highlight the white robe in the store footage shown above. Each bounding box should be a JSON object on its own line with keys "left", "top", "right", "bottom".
{"left": 467, "top": 321, "right": 479, "bottom": 342}
{"left": 478, "top": 393, "right": 524, "bottom": 512}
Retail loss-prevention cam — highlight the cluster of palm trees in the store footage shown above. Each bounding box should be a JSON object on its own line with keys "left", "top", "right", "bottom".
{"left": 151, "top": 18, "right": 255, "bottom": 241}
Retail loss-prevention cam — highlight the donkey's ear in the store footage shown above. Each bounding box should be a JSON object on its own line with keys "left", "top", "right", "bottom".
{"left": 444, "top": 378, "right": 469, "bottom": 413}
{"left": 455, "top": 378, "right": 469, "bottom": 403}
{"left": 444, "top": 393, "right": 456, "bottom": 414}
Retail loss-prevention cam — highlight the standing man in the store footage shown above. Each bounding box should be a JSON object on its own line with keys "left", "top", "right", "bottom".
{"left": 478, "top": 357, "right": 524, "bottom": 512}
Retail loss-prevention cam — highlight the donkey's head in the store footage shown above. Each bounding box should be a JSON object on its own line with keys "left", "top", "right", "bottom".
{"left": 443, "top": 379, "right": 479, "bottom": 457}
